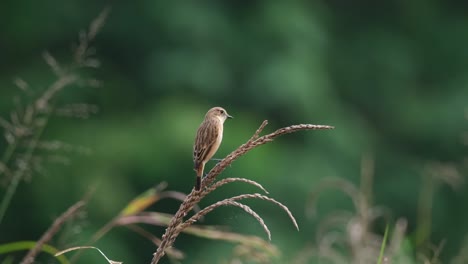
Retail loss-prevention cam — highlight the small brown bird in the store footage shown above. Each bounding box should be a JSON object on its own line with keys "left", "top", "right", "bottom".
{"left": 193, "top": 107, "right": 232, "bottom": 190}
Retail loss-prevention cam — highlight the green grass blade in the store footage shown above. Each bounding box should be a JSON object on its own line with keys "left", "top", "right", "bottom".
{"left": 377, "top": 224, "right": 389, "bottom": 264}
{"left": 0, "top": 241, "right": 70, "bottom": 264}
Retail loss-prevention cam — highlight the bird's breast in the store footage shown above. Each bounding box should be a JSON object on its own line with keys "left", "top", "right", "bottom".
{"left": 214, "top": 125, "right": 223, "bottom": 148}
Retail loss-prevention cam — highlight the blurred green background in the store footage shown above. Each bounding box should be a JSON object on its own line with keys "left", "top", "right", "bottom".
{"left": 1, "top": 1, "right": 467, "bottom": 263}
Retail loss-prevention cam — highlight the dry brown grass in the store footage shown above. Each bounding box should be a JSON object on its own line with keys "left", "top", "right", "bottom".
{"left": 150, "top": 120, "right": 334, "bottom": 263}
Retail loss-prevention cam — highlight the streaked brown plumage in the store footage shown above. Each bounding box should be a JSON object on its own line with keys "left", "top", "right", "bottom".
{"left": 193, "top": 107, "right": 232, "bottom": 190}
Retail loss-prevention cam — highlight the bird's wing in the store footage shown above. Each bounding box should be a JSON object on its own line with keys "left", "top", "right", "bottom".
{"left": 193, "top": 121, "right": 219, "bottom": 169}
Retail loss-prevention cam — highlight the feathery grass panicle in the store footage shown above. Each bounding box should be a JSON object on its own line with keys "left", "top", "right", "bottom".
{"left": 201, "top": 122, "right": 334, "bottom": 189}
{"left": 0, "top": 8, "right": 107, "bottom": 225}
{"left": 182, "top": 200, "right": 272, "bottom": 241}
{"left": 203, "top": 177, "right": 270, "bottom": 194}
{"left": 306, "top": 177, "right": 362, "bottom": 219}
{"left": 0, "top": 8, "right": 106, "bottom": 264}
{"left": 298, "top": 153, "right": 414, "bottom": 264}
{"left": 150, "top": 121, "right": 334, "bottom": 263}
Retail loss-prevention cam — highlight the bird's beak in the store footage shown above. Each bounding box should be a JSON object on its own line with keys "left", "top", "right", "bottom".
{"left": 227, "top": 113, "right": 233, "bottom": 119}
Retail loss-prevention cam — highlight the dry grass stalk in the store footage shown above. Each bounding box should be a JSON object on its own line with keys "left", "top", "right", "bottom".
{"left": 182, "top": 224, "right": 279, "bottom": 257}
{"left": 114, "top": 211, "right": 278, "bottom": 261}
{"left": 150, "top": 120, "right": 334, "bottom": 263}
{"left": 20, "top": 200, "right": 86, "bottom": 264}
{"left": 68, "top": 183, "right": 190, "bottom": 263}
{"left": 125, "top": 224, "right": 185, "bottom": 260}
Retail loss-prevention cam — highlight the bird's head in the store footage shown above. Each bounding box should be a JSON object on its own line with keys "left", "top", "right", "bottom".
{"left": 206, "top": 107, "right": 233, "bottom": 123}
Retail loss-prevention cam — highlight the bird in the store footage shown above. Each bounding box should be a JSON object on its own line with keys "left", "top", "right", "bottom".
{"left": 193, "top": 107, "right": 232, "bottom": 191}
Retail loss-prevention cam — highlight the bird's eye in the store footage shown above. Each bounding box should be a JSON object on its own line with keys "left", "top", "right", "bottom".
{"left": 220, "top": 110, "right": 224, "bottom": 114}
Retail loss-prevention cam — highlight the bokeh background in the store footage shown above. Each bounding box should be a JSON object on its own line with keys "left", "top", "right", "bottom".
{"left": 1, "top": 1, "right": 467, "bottom": 263}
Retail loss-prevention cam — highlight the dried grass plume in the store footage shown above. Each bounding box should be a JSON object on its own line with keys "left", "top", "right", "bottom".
{"left": 151, "top": 120, "right": 334, "bottom": 263}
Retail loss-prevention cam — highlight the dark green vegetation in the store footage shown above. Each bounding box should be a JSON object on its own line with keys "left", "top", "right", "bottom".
{"left": 1, "top": 1, "right": 467, "bottom": 263}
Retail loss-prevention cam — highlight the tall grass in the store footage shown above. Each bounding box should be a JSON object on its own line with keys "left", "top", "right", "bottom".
{"left": 0, "top": 8, "right": 108, "bottom": 264}
{"left": 0, "top": 8, "right": 108, "bottom": 224}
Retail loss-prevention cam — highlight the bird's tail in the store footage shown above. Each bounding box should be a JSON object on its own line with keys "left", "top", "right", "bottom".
{"left": 195, "top": 176, "right": 201, "bottom": 191}
{"left": 194, "top": 163, "right": 204, "bottom": 191}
